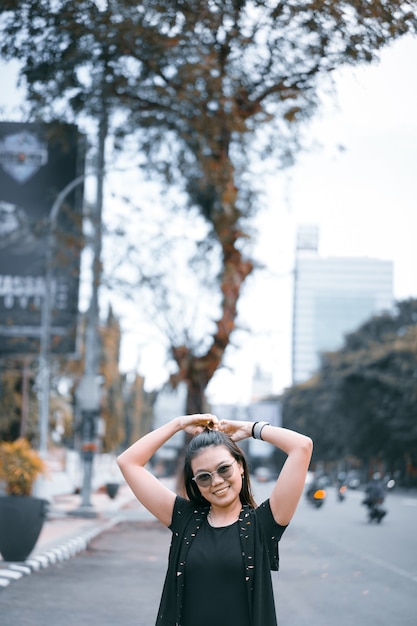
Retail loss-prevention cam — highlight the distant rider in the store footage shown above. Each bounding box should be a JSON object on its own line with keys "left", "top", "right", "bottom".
{"left": 364, "top": 472, "right": 385, "bottom": 506}
{"left": 363, "top": 472, "right": 386, "bottom": 522}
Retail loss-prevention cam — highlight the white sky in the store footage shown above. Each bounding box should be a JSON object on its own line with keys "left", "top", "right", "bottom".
{"left": 1, "top": 34, "right": 417, "bottom": 406}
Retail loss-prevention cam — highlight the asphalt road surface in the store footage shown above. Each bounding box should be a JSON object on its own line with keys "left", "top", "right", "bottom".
{"left": 274, "top": 485, "right": 417, "bottom": 625}
{"left": 1, "top": 484, "right": 416, "bottom": 626}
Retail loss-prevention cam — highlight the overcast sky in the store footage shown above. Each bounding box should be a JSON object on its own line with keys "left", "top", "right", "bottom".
{"left": 1, "top": 34, "right": 417, "bottom": 405}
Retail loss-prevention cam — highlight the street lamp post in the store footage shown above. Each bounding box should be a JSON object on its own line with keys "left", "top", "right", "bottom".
{"left": 70, "top": 373, "right": 101, "bottom": 518}
{"left": 69, "top": 113, "right": 107, "bottom": 516}
{"left": 39, "top": 112, "right": 107, "bottom": 511}
{"left": 37, "top": 173, "right": 102, "bottom": 514}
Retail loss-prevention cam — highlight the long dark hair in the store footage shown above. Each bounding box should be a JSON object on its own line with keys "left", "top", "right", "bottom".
{"left": 183, "top": 430, "right": 257, "bottom": 508}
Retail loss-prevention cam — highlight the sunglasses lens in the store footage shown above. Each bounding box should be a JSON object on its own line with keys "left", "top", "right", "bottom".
{"left": 218, "top": 464, "right": 233, "bottom": 478}
{"left": 195, "top": 473, "right": 211, "bottom": 487}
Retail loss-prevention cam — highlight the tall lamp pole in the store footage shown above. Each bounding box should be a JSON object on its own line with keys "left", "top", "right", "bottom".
{"left": 39, "top": 110, "right": 107, "bottom": 514}
{"left": 70, "top": 111, "right": 107, "bottom": 517}
{"left": 38, "top": 171, "right": 102, "bottom": 515}
{"left": 38, "top": 167, "right": 103, "bottom": 515}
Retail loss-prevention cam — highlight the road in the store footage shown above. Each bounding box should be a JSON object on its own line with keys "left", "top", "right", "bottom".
{"left": 0, "top": 484, "right": 416, "bottom": 626}
{"left": 262, "top": 484, "right": 417, "bottom": 626}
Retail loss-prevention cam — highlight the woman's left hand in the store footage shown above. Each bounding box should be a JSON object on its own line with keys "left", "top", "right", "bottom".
{"left": 219, "top": 419, "right": 252, "bottom": 442}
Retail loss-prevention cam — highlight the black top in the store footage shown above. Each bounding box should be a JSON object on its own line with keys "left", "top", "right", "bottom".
{"left": 181, "top": 519, "right": 251, "bottom": 626}
{"left": 155, "top": 497, "right": 287, "bottom": 626}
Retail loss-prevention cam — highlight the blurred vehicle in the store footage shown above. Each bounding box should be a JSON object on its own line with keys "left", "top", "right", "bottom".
{"left": 362, "top": 473, "right": 387, "bottom": 523}
{"left": 306, "top": 484, "right": 327, "bottom": 508}
{"left": 305, "top": 474, "right": 328, "bottom": 508}
{"left": 336, "top": 472, "right": 347, "bottom": 502}
{"left": 383, "top": 475, "right": 396, "bottom": 490}
{"left": 337, "top": 484, "right": 347, "bottom": 502}
{"left": 363, "top": 497, "right": 386, "bottom": 523}
{"left": 254, "top": 466, "right": 273, "bottom": 482}
{"left": 346, "top": 470, "right": 361, "bottom": 489}
{"left": 318, "top": 474, "right": 331, "bottom": 487}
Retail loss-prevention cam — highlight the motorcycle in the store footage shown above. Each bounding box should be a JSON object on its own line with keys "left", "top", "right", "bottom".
{"left": 337, "top": 484, "right": 347, "bottom": 502}
{"left": 306, "top": 483, "right": 327, "bottom": 508}
{"left": 363, "top": 474, "right": 387, "bottom": 523}
{"left": 363, "top": 498, "right": 387, "bottom": 523}
{"left": 362, "top": 496, "right": 387, "bottom": 523}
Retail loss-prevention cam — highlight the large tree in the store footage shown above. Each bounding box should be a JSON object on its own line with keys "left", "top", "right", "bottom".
{"left": 111, "top": 1, "right": 417, "bottom": 413}
{"left": 282, "top": 299, "right": 417, "bottom": 480}
{"left": 1, "top": 1, "right": 416, "bottom": 414}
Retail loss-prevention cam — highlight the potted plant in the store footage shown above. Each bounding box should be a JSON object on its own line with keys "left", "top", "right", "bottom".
{"left": 0, "top": 438, "right": 48, "bottom": 562}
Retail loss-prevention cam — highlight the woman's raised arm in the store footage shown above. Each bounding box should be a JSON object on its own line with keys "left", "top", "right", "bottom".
{"left": 117, "top": 413, "right": 218, "bottom": 526}
{"left": 219, "top": 419, "right": 313, "bottom": 526}
{"left": 260, "top": 425, "right": 313, "bottom": 526}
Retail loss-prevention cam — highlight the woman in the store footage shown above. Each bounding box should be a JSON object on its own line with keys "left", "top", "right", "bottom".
{"left": 117, "top": 414, "right": 313, "bottom": 626}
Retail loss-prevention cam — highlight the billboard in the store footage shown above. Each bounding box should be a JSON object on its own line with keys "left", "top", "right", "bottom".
{"left": 0, "top": 122, "right": 85, "bottom": 355}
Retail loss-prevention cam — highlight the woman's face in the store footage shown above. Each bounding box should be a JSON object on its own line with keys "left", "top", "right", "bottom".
{"left": 190, "top": 444, "right": 243, "bottom": 507}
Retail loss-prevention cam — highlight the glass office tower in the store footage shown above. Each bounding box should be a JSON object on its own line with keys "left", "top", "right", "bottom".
{"left": 292, "top": 226, "right": 393, "bottom": 384}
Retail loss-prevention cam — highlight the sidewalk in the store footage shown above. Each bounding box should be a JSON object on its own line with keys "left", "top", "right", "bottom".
{"left": 0, "top": 481, "right": 152, "bottom": 589}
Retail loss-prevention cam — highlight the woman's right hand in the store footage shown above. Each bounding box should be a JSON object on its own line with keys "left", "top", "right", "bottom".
{"left": 180, "top": 413, "right": 219, "bottom": 436}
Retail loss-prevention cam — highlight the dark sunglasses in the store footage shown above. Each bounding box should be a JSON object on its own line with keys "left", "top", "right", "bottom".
{"left": 192, "top": 459, "right": 237, "bottom": 488}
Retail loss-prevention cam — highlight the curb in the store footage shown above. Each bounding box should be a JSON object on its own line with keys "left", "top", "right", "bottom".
{"left": 0, "top": 514, "right": 124, "bottom": 590}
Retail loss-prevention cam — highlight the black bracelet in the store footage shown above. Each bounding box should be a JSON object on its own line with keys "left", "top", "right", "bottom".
{"left": 251, "top": 422, "right": 258, "bottom": 438}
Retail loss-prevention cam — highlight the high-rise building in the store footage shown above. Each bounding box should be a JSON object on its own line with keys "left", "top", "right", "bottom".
{"left": 292, "top": 225, "right": 393, "bottom": 384}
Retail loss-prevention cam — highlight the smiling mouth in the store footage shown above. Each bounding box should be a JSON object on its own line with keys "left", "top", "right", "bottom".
{"left": 213, "top": 486, "right": 229, "bottom": 496}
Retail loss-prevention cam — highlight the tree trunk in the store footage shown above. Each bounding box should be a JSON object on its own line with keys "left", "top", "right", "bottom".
{"left": 171, "top": 153, "right": 253, "bottom": 413}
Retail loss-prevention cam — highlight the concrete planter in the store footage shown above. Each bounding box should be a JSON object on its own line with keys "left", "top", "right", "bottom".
{"left": 0, "top": 496, "right": 48, "bottom": 561}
